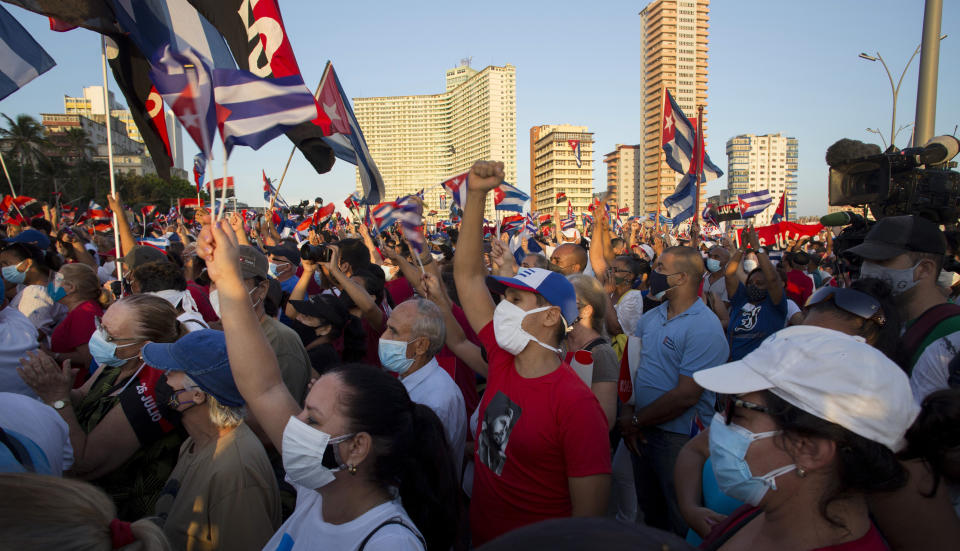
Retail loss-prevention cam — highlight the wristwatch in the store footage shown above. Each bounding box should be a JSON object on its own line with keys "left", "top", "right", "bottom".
{"left": 756, "top": 247, "right": 767, "bottom": 255}
{"left": 49, "top": 399, "right": 67, "bottom": 410}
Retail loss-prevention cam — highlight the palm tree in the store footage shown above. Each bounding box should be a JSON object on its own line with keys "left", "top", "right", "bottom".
{"left": 60, "top": 127, "right": 95, "bottom": 162}
{"left": 0, "top": 113, "right": 49, "bottom": 194}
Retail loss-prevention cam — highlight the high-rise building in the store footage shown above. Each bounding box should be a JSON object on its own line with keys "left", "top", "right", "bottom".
{"left": 723, "top": 133, "right": 799, "bottom": 226}
{"left": 604, "top": 144, "right": 642, "bottom": 216}
{"left": 638, "top": 0, "right": 712, "bottom": 218}
{"left": 531, "top": 125, "right": 594, "bottom": 218}
{"left": 352, "top": 62, "right": 517, "bottom": 218}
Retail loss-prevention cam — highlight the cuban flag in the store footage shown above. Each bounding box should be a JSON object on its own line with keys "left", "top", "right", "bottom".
{"left": 439, "top": 194, "right": 447, "bottom": 210}
{"left": 344, "top": 192, "right": 361, "bottom": 212}
{"left": 441, "top": 172, "right": 469, "bottom": 209}
{"left": 582, "top": 213, "right": 594, "bottom": 226}
{"left": 568, "top": 140, "right": 582, "bottom": 168}
{"left": 561, "top": 217, "right": 577, "bottom": 231}
{"left": 702, "top": 203, "right": 719, "bottom": 227}
{"left": 555, "top": 191, "right": 567, "bottom": 204}
{"left": 771, "top": 193, "right": 787, "bottom": 224}
{"left": 525, "top": 212, "right": 538, "bottom": 234}
{"left": 137, "top": 236, "right": 169, "bottom": 250}
{"left": 738, "top": 190, "right": 774, "bottom": 218}
{"left": 317, "top": 62, "right": 384, "bottom": 204}
{"left": 661, "top": 90, "right": 723, "bottom": 181}
{"left": 193, "top": 154, "right": 206, "bottom": 193}
{"left": 500, "top": 214, "right": 525, "bottom": 235}
{"left": 150, "top": 46, "right": 217, "bottom": 159}
{"left": 493, "top": 182, "right": 529, "bottom": 212}
{"left": 0, "top": 5, "right": 56, "bottom": 101}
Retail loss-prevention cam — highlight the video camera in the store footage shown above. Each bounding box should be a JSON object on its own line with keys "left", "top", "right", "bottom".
{"left": 827, "top": 135, "right": 960, "bottom": 225}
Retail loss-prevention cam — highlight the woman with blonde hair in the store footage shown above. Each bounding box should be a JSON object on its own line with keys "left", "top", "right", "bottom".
{"left": 19, "top": 294, "right": 188, "bottom": 520}
{"left": 565, "top": 274, "right": 619, "bottom": 429}
{"left": 0, "top": 472, "right": 170, "bottom": 550}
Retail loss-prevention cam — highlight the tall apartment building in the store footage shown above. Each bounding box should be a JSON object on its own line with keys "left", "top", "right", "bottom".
{"left": 352, "top": 63, "right": 517, "bottom": 218}
{"left": 64, "top": 86, "right": 185, "bottom": 170}
{"left": 638, "top": 0, "right": 712, "bottom": 218}
{"left": 604, "top": 144, "right": 642, "bottom": 216}
{"left": 724, "top": 133, "right": 799, "bottom": 226}
{"left": 531, "top": 125, "right": 594, "bottom": 218}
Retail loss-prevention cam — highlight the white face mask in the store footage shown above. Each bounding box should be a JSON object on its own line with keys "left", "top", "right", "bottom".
{"left": 742, "top": 259, "right": 759, "bottom": 273}
{"left": 492, "top": 300, "right": 560, "bottom": 355}
{"left": 281, "top": 416, "right": 354, "bottom": 490}
{"left": 209, "top": 286, "right": 259, "bottom": 317}
{"left": 937, "top": 269, "right": 958, "bottom": 289}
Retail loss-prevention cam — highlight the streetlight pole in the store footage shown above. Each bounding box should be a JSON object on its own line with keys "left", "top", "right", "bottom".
{"left": 858, "top": 33, "right": 946, "bottom": 149}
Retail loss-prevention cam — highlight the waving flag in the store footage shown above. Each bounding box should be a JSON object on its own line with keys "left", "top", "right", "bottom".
{"left": 702, "top": 203, "right": 719, "bottom": 227}
{"left": 344, "top": 192, "right": 361, "bottom": 212}
{"left": 771, "top": 193, "right": 787, "bottom": 224}
{"left": 178, "top": 197, "right": 202, "bottom": 209}
{"left": 582, "top": 213, "right": 594, "bottom": 226}
{"left": 567, "top": 200, "right": 574, "bottom": 218}
{"left": 738, "top": 190, "right": 774, "bottom": 218}
{"left": 441, "top": 172, "right": 469, "bottom": 209}
{"left": 561, "top": 217, "right": 577, "bottom": 231}
{"left": 500, "top": 214, "right": 525, "bottom": 235}
{"left": 316, "top": 62, "right": 383, "bottom": 204}
{"left": 439, "top": 194, "right": 447, "bottom": 210}
{"left": 193, "top": 154, "right": 206, "bottom": 193}
{"left": 661, "top": 90, "right": 723, "bottom": 181}
{"left": 539, "top": 213, "right": 553, "bottom": 226}
{"left": 555, "top": 191, "right": 567, "bottom": 204}
{"left": 141, "top": 205, "right": 158, "bottom": 219}
{"left": 151, "top": 46, "right": 217, "bottom": 159}
{"left": 0, "top": 5, "right": 56, "bottom": 101}
{"left": 493, "top": 182, "right": 529, "bottom": 212}
{"left": 525, "top": 212, "right": 538, "bottom": 234}
{"left": 568, "top": 140, "right": 582, "bottom": 168}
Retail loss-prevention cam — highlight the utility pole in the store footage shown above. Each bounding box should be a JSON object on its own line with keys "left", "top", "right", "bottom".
{"left": 913, "top": 0, "right": 943, "bottom": 147}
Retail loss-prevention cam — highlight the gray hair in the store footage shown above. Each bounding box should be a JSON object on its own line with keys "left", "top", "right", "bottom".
{"left": 409, "top": 298, "right": 446, "bottom": 358}
{"left": 183, "top": 375, "right": 246, "bottom": 428}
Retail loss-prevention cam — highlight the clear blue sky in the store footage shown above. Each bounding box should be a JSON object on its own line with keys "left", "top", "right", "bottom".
{"left": 1, "top": 0, "right": 958, "bottom": 216}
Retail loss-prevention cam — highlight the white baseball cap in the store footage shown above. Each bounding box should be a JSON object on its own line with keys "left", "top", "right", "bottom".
{"left": 693, "top": 325, "right": 920, "bottom": 451}
{"left": 637, "top": 244, "right": 655, "bottom": 260}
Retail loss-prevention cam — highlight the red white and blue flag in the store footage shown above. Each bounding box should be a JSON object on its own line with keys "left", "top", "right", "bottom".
{"left": 555, "top": 191, "right": 567, "bottom": 204}
{"left": 441, "top": 172, "right": 469, "bottom": 209}
{"left": 500, "top": 214, "right": 525, "bottom": 235}
{"left": 493, "top": 182, "right": 529, "bottom": 212}
{"left": 561, "top": 217, "right": 577, "bottom": 231}
{"left": 661, "top": 89, "right": 723, "bottom": 181}
{"left": 738, "top": 190, "right": 774, "bottom": 218}
{"left": 150, "top": 46, "right": 217, "bottom": 159}
{"left": 582, "top": 213, "right": 594, "bottom": 226}
{"left": 568, "top": 140, "right": 582, "bottom": 168}
{"left": 193, "top": 154, "right": 206, "bottom": 193}
{"left": 771, "top": 193, "right": 787, "bottom": 224}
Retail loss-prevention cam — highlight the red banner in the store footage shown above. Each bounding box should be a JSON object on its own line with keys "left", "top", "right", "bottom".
{"left": 737, "top": 222, "right": 823, "bottom": 249}
{"left": 178, "top": 198, "right": 202, "bottom": 208}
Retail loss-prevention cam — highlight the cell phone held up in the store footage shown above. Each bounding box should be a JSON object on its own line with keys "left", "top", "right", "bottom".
{"left": 300, "top": 243, "right": 332, "bottom": 263}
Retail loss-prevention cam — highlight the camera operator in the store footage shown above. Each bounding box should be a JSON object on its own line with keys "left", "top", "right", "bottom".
{"left": 847, "top": 215, "right": 960, "bottom": 400}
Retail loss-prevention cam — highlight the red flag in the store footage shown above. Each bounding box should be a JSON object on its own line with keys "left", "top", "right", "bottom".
{"left": 316, "top": 62, "right": 350, "bottom": 136}
{"left": 212, "top": 177, "right": 234, "bottom": 190}
{"left": 555, "top": 191, "right": 567, "bottom": 204}
{"left": 314, "top": 203, "right": 336, "bottom": 225}
{"left": 145, "top": 86, "right": 172, "bottom": 162}
{"left": 48, "top": 18, "right": 77, "bottom": 32}
{"left": 13, "top": 196, "right": 36, "bottom": 209}
{"left": 178, "top": 198, "right": 202, "bottom": 209}
{"left": 567, "top": 200, "right": 573, "bottom": 218}
{"left": 141, "top": 205, "right": 158, "bottom": 218}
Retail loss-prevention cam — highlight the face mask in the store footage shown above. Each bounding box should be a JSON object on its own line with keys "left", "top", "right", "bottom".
{"left": 648, "top": 270, "right": 676, "bottom": 301}
{"left": 492, "top": 300, "right": 560, "bottom": 355}
{"left": 742, "top": 259, "right": 759, "bottom": 273}
{"left": 705, "top": 258, "right": 722, "bottom": 273}
{"left": 379, "top": 338, "right": 416, "bottom": 374}
{"left": 381, "top": 264, "right": 397, "bottom": 282}
{"left": 709, "top": 413, "right": 796, "bottom": 506}
{"left": 209, "top": 286, "right": 258, "bottom": 317}
{"left": 859, "top": 261, "right": 920, "bottom": 296}
{"left": 268, "top": 262, "right": 279, "bottom": 279}
{"left": 746, "top": 285, "right": 768, "bottom": 303}
{"left": 2, "top": 261, "right": 26, "bottom": 284}
{"left": 88, "top": 329, "right": 139, "bottom": 368}
{"left": 937, "top": 270, "right": 958, "bottom": 289}
{"left": 281, "top": 416, "right": 355, "bottom": 490}
{"left": 46, "top": 273, "right": 67, "bottom": 302}
{"left": 167, "top": 388, "right": 200, "bottom": 411}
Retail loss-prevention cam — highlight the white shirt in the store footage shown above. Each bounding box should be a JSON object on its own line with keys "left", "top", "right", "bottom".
{"left": 0, "top": 392, "right": 73, "bottom": 475}
{"left": 0, "top": 307, "right": 39, "bottom": 399}
{"left": 785, "top": 299, "right": 801, "bottom": 327}
{"left": 263, "top": 483, "right": 424, "bottom": 551}
{"left": 10, "top": 284, "right": 67, "bottom": 335}
{"left": 702, "top": 273, "right": 729, "bottom": 303}
{"left": 401, "top": 357, "right": 466, "bottom": 473}
{"left": 615, "top": 289, "right": 645, "bottom": 336}
{"left": 910, "top": 332, "right": 960, "bottom": 404}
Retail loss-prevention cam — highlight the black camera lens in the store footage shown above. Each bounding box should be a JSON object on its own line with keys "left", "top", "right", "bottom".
{"left": 300, "top": 243, "right": 332, "bottom": 263}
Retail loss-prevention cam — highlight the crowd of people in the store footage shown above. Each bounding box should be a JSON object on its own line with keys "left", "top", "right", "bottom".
{"left": 1, "top": 159, "right": 959, "bottom": 550}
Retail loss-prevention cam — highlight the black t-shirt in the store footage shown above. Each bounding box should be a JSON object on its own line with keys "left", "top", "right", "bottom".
{"left": 307, "top": 343, "right": 341, "bottom": 376}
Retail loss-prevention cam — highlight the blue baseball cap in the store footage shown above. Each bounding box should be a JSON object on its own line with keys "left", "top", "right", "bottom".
{"left": 6, "top": 229, "right": 50, "bottom": 250}
{"left": 141, "top": 329, "right": 244, "bottom": 407}
{"left": 486, "top": 267, "right": 579, "bottom": 325}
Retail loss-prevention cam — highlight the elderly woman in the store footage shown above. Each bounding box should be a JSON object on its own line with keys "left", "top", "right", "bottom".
{"left": 145, "top": 329, "right": 280, "bottom": 551}
{"left": 47, "top": 263, "right": 107, "bottom": 376}
{"left": 19, "top": 294, "right": 187, "bottom": 520}
{"left": 692, "top": 325, "right": 917, "bottom": 549}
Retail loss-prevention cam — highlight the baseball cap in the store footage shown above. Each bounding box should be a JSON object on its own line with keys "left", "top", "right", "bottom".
{"left": 561, "top": 228, "right": 580, "bottom": 241}
{"left": 288, "top": 294, "right": 347, "bottom": 328}
{"left": 238, "top": 245, "right": 268, "bottom": 280}
{"left": 848, "top": 215, "right": 946, "bottom": 260}
{"left": 637, "top": 244, "right": 655, "bottom": 260}
{"left": 119, "top": 245, "right": 167, "bottom": 269}
{"left": 5, "top": 229, "right": 51, "bottom": 250}
{"left": 141, "top": 329, "right": 244, "bottom": 407}
{"left": 266, "top": 245, "right": 301, "bottom": 267}
{"left": 486, "top": 267, "right": 578, "bottom": 325}
{"left": 693, "top": 325, "right": 919, "bottom": 451}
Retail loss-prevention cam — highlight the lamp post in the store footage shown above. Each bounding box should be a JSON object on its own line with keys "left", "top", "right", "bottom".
{"left": 858, "top": 34, "right": 946, "bottom": 149}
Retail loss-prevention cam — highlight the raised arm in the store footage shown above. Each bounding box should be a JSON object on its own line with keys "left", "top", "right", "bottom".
{"left": 453, "top": 161, "right": 502, "bottom": 334}
{"left": 359, "top": 223, "right": 383, "bottom": 265}
{"left": 421, "top": 271, "right": 488, "bottom": 377}
{"left": 748, "top": 228, "right": 782, "bottom": 305}
{"left": 229, "top": 212, "right": 252, "bottom": 247}
{"left": 197, "top": 221, "right": 299, "bottom": 451}
{"left": 323, "top": 244, "right": 384, "bottom": 332}
{"left": 724, "top": 246, "right": 744, "bottom": 300}
{"left": 106, "top": 194, "right": 136, "bottom": 257}
{"left": 284, "top": 260, "right": 317, "bottom": 319}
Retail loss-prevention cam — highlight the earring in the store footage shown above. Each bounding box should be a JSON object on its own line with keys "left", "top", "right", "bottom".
{"left": 348, "top": 464, "right": 358, "bottom": 475}
{"left": 797, "top": 466, "right": 807, "bottom": 478}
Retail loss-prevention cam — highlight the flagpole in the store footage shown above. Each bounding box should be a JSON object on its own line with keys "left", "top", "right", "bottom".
{"left": 655, "top": 87, "right": 666, "bottom": 232}
{"left": 694, "top": 105, "right": 704, "bottom": 225}
{"left": 0, "top": 152, "right": 26, "bottom": 221}
{"left": 101, "top": 36, "right": 122, "bottom": 284}
{"left": 218, "top": 141, "right": 228, "bottom": 221}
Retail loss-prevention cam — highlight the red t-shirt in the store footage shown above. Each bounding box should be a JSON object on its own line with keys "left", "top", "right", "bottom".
{"left": 470, "top": 322, "right": 611, "bottom": 545}
{"left": 701, "top": 505, "right": 888, "bottom": 550}
{"left": 385, "top": 276, "right": 414, "bottom": 305}
{"left": 50, "top": 300, "right": 103, "bottom": 354}
{"left": 436, "top": 303, "right": 481, "bottom": 418}
{"left": 786, "top": 269, "right": 814, "bottom": 306}
{"left": 186, "top": 282, "right": 218, "bottom": 323}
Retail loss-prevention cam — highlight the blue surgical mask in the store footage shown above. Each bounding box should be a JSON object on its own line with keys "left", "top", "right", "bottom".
{"left": 268, "top": 262, "right": 279, "bottom": 279}
{"left": 88, "top": 329, "right": 140, "bottom": 368}
{"left": 378, "top": 337, "right": 415, "bottom": 374}
{"left": 2, "top": 261, "right": 26, "bottom": 284}
{"left": 706, "top": 258, "right": 722, "bottom": 273}
{"left": 46, "top": 275, "right": 67, "bottom": 303}
{"left": 708, "top": 412, "right": 796, "bottom": 506}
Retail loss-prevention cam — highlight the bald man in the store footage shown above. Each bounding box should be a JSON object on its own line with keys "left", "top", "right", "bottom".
{"left": 618, "top": 246, "right": 728, "bottom": 536}
{"left": 550, "top": 243, "right": 589, "bottom": 276}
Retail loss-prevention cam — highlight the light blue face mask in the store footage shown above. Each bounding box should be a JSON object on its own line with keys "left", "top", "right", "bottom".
{"left": 705, "top": 258, "right": 722, "bottom": 273}
{"left": 87, "top": 329, "right": 140, "bottom": 368}
{"left": 46, "top": 281, "right": 67, "bottom": 302}
{"left": 2, "top": 261, "right": 26, "bottom": 284}
{"left": 378, "top": 337, "right": 415, "bottom": 374}
{"left": 708, "top": 412, "right": 796, "bottom": 506}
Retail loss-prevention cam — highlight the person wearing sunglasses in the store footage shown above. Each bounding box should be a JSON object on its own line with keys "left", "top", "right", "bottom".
{"left": 801, "top": 277, "right": 900, "bottom": 361}
{"left": 692, "top": 326, "right": 918, "bottom": 550}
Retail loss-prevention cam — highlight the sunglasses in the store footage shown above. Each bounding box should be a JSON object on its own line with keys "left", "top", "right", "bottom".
{"left": 804, "top": 286, "right": 886, "bottom": 326}
{"left": 722, "top": 397, "right": 769, "bottom": 425}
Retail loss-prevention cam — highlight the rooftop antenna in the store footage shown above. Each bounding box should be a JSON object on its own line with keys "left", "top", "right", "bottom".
{"left": 460, "top": 56, "right": 472, "bottom": 67}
